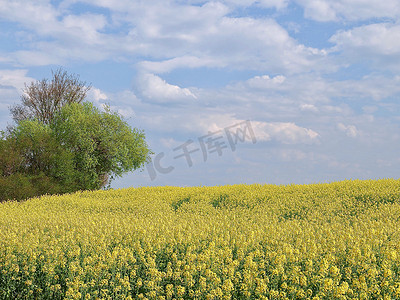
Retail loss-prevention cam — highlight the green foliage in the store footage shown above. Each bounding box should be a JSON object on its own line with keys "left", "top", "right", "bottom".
{"left": 0, "top": 122, "right": 76, "bottom": 202}
{"left": 2, "top": 69, "right": 151, "bottom": 202}
{"left": 1, "top": 103, "right": 151, "bottom": 201}
{"left": 51, "top": 102, "right": 152, "bottom": 190}
{"left": 0, "top": 172, "right": 64, "bottom": 202}
{"left": 10, "top": 120, "right": 75, "bottom": 182}
{"left": 0, "top": 131, "right": 23, "bottom": 177}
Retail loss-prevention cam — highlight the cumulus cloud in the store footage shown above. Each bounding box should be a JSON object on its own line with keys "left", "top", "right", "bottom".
{"left": 150, "top": 111, "right": 320, "bottom": 145}
{"left": 330, "top": 23, "right": 400, "bottom": 70}
{"left": 0, "top": 69, "right": 34, "bottom": 90}
{"left": 221, "top": 0, "right": 288, "bottom": 9}
{"left": 329, "top": 75, "right": 400, "bottom": 101}
{"left": 137, "top": 73, "right": 197, "bottom": 103}
{"left": 0, "top": 0, "right": 327, "bottom": 74}
{"left": 12, "top": 51, "right": 64, "bottom": 67}
{"left": 0, "top": 0, "right": 59, "bottom": 35}
{"left": 233, "top": 74, "right": 335, "bottom": 105}
{"left": 90, "top": 88, "right": 108, "bottom": 103}
{"left": 300, "top": 104, "right": 319, "bottom": 112}
{"left": 138, "top": 56, "right": 225, "bottom": 74}
{"left": 0, "top": 69, "right": 34, "bottom": 128}
{"left": 277, "top": 149, "right": 308, "bottom": 161}
{"left": 295, "top": 0, "right": 337, "bottom": 22}
{"left": 246, "top": 75, "right": 286, "bottom": 89}
{"left": 253, "top": 121, "right": 320, "bottom": 144}
{"left": 295, "top": 0, "right": 400, "bottom": 21}
{"left": 237, "top": 73, "right": 400, "bottom": 106}
{"left": 67, "top": 0, "right": 400, "bottom": 23}
{"left": 337, "top": 123, "right": 358, "bottom": 138}
{"left": 85, "top": 88, "right": 147, "bottom": 120}
{"left": 134, "top": 10, "right": 327, "bottom": 74}
{"left": 0, "top": 0, "right": 115, "bottom": 65}
{"left": 331, "top": 23, "right": 400, "bottom": 54}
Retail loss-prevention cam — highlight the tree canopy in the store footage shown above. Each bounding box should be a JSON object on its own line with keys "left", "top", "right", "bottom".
{"left": 1, "top": 69, "right": 151, "bottom": 202}
{"left": 51, "top": 102, "right": 151, "bottom": 190}
{"left": 10, "top": 68, "right": 91, "bottom": 125}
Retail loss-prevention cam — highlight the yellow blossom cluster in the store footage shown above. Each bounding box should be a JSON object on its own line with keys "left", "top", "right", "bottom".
{"left": 0, "top": 179, "right": 400, "bottom": 299}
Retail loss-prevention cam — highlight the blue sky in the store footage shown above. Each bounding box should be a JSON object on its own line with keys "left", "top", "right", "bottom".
{"left": 1, "top": 0, "right": 400, "bottom": 188}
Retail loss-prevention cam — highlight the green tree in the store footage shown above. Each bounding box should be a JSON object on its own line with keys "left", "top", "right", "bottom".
{"left": 10, "top": 119, "right": 76, "bottom": 187}
{"left": 0, "top": 130, "right": 23, "bottom": 177}
{"left": 1, "top": 69, "right": 152, "bottom": 201}
{"left": 50, "top": 102, "right": 152, "bottom": 190}
{"left": 0, "top": 125, "right": 74, "bottom": 202}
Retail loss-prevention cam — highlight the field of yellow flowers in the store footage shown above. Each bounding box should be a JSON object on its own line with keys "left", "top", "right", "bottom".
{"left": 1, "top": 179, "right": 400, "bottom": 300}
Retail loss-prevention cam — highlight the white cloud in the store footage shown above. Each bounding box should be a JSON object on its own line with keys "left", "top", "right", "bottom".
{"left": 277, "top": 149, "right": 308, "bottom": 161}
{"left": 295, "top": 0, "right": 400, "bottom": 21}
{"left": 200, "top": 17, "right": 326, "bottom": 73}
{"left": 337, "top": 123, "right": 358, "bottom": 138}
{"left": 138, "top": 56, "right": 224, "bottom": 74}
{"left": 295, "top": 0, "right": 337, "bottom": 21}
{"left": 133, "top": 9, "right": 327, "bottom": 74}
{"left": 0, "top": 0, "right": 59, "bottom": 35}
{"left": 246, "top": 75, "right": 286, "bottom": 89}
{"left": 115, "top": 106, "right": 135, "bottom": 118}
{"left": 143, "top": 109, "right": 320, "bottom": 145}
{"left": 160, "top": 137, "right": 178, "bottom": 148}
{"left": 169, "top": 0, "right": 289, "bottom": 10}
{"left": 330, "top": 23, "right": 400, "bottom": 70}
{"left": 90, "top": 88, "right": 108, "bottom": 102}
{"left": 253, "top": 121, "right": 319, "bottom": 144}
{"left": 62, "top": 13, "right": 108, "bottom": 43}
{"left": 0, "top": 69, "right": 33, "bottom": 128}
{"left": 0, "top": 87, "right": 17, "bottom": 113}
{"left": 0, "top": 54, "right": 11, "bottom": 64}
{"left": 137, "top": 73, "right": 197, "bottom": 103}
{"left": 12, "top": 51, "right": 64, "bottom": 67}
{"left": 233, "top": 73, "right": 335, "bottom": 105}
{"left": 0, "top": 0, "right": 107, "bottom": 41}
{"left": 1, "top": 0, "right": 328, "bottom": 74}
{"left": 300, "top": 103, "right": 319, "bottom": 112}
{"left": 0, "top": 69, "right": 34, "bottom": 90}
{"left": 362, "top": 106, "right": 378, "bottom": 114}
{"left": 331, "top": 23, "right": 400, "bottom": 55}
{"left": 0, "top": 0, "right": 115, "bottom": 65}
{"left": 329, "top": 75, "right": 400, "bottom": 101}
{"left": 85, "top": 88, "right": 145, "bottom": 119}
{"left": 221, "top": 0, "right": 288, "bottom": 10}
{"left": 88, "top": 88, "right": 110, "bottom": 111}
{"left": 0, "top": 69, "right": 35, "bottom": 128}
{"left": 238, "top": 73, "right": 400, "bottom": 108}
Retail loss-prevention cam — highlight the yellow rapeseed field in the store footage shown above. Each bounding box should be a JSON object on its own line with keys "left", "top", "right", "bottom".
{"left": 1, "top": 179, "right": 400, "bottom": 299}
